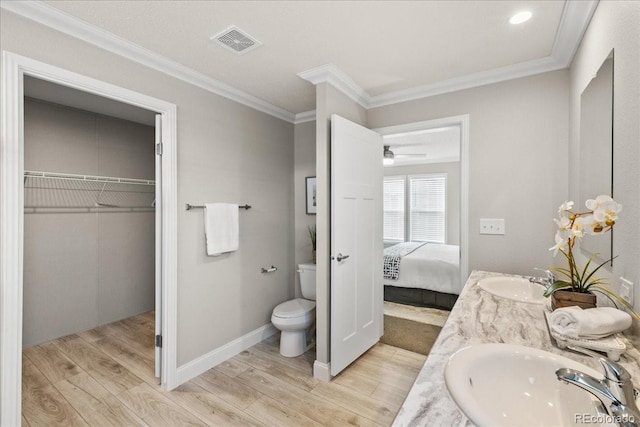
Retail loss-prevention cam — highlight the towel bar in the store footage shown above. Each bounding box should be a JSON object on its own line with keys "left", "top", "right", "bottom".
{"left": 185, "top": 203, "right": 251, "bottom": 210}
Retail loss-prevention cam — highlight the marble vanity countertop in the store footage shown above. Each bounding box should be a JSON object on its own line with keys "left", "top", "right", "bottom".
{"left": 392, "top": 270, "right": 640, "bottom": 427}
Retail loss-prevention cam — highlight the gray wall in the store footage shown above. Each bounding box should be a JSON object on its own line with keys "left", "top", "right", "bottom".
{"left": 383, "top": 161, "right": 461, "bottom": 245}
{"left": 368, "top": 70, "right": 570, "bottom": 277}
{"left": 294, "top": 121, "right": 316, "bottom": 297}
{"left": 1, "top": 10, "right": 294, "bottom": 366}
{"left": 23, "top": 98, "right": 155, "bottom": 347}
{"left": 568, "top": 2, "right": 640, "bottom": 311}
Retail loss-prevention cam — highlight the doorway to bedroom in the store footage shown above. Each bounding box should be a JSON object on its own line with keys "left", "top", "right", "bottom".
{"left": 375, "top": 115, "right": 469, "bottom": 355}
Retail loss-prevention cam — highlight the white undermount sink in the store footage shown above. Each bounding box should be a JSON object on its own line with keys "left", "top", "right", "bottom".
{"left": 478, "top": 276, "right": 547, "bottom": 304}
{"left": 445, "top": 343, "right": 610, "bottom": 427}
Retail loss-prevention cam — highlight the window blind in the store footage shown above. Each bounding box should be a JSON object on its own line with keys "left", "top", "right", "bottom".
{"left": 409, "top": 175, "right": 446, "bottom": 243}
{"left": 383, "top": 177, "right": 405, "bottom": 242}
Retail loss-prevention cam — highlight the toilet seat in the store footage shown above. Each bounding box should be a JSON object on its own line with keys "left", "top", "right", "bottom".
{"left": 273, "top": 298, "right": 315, "bottom": 319}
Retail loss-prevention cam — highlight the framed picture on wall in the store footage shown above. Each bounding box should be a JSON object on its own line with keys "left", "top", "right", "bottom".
{"left": 306, "top": 176, "right": 317, "bottom": 215}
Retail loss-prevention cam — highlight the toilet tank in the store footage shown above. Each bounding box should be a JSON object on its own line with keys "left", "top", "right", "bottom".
{"left": 298, "top": 263, "right": 316, "bottom": 301}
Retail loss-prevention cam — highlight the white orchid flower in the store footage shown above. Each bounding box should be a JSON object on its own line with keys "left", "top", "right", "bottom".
{"left": 594, "top": 202, "right": 622, "bottom": 224}
{"left": 549, "top": 231, "right": 567, "bottom": 256}
{"left": 558, "top": 201, "right": 574, "bottom": 213}
{"left": 586, "top": 195, "right": 622, "bottom": 226}
{"left": 585, "top": 195, "right": 613, "bottom": 211}
{"left": 559, "top": 210, "right": 572, "bottom": 222}
{"left": 549, "top": 195, "right": 620, "bottom": 257}
{"left": 554, "top": 216, "right": 571, "bottom": 231}
{"left": 552, "top": 216, "right": 573, "bottom": 251}
{"left": 579, "top": 214, "right": 605, "bottom": 234}
{"left": 587, "top": 195, "right": 621, "bottom": 215}
{"left": 571, "top": 216, "right": 588, "bottom": 238}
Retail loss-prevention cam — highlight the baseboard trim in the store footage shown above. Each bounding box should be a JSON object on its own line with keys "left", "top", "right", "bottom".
{"left": 176, "top": 323, "right": 278, "bottom": 386}
{"left": 313, "top": 360, "right": 332, "bottom": 382}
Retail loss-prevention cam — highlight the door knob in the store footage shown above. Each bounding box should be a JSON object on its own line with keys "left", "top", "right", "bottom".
{"left": 334, "top": 253, "right": 350, "bottom": 262}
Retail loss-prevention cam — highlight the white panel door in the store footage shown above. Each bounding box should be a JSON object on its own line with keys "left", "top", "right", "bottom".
{"left": 154, "top": 114, "right": 162, "bottom": 379}
{"left": 330, "top": 114, "right": 383, "bottom": 376}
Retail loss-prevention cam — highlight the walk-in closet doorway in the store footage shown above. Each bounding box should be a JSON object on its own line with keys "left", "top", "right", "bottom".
{"left": 1, "top": 52, "right": 178, "bottom": 425}
{"left": 23, "top": 79, "right": 159, "bottom": 369}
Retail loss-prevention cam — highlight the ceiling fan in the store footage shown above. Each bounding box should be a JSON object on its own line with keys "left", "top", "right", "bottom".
{"left": 383, "top": 145, "right": 426, "bottom": 165}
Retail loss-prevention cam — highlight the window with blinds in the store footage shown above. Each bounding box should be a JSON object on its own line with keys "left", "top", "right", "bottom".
{"left": 383, "top": 177, "right": 405, "bottom": 242}
{"left": 383, "top": 173, "right": 446, "bottom": 244}
{"left": 409, "top": 174, "right": 446, "bottom": 243}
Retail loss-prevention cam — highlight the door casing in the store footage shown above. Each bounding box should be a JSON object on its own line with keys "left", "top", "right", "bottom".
{"left": 0, "top": 51, "right": 179, "bottom": 426}
{"left": 374, "top": 114, "right": 470, "bottom": 291}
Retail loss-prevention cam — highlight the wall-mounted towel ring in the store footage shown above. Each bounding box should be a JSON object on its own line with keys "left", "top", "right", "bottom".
{"left": 261, "top": 266, "right": 278, "bottom": 273}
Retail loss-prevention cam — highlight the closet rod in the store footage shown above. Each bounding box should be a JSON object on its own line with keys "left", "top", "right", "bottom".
{"left": 24, "top": 170, "right": 155, "bottom": 186}
{"left": 185, "top": 204, "right": 251, "bottom": 211}
{"left": 24, "top": 207, "right": 155, "bottom": 213}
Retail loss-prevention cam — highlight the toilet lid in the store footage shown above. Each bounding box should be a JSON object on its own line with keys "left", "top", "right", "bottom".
{"left": 273, "top": 298, "right": 315, "bottom": 318}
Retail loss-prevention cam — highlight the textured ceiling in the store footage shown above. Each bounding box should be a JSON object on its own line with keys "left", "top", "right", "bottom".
{"left": 43, "top": 1, "right": 566, "bottom": 114}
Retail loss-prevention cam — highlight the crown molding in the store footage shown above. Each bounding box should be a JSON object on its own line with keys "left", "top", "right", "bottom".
{"left": 0, "top": 0, "right": 296, "bottom": 123}
{"left": 299, "top": 0, "right": 598, "bottom": 110}
{"left": 298, "top": 64, "right": 369, "bottom": 108}
{"left": 3, "top": 0, "right": 597, "bottom": 117}
{"left": 293, "top": 110, "right": 316, "bottom": 124}
{"left": 368, "top": 56, "right": 562, "bottom": 108}
{"left": 298, "top": 55, "right": 557, "bottom": 110}
{"left": 550, "top": 0, "right": 599, "bottom": 67}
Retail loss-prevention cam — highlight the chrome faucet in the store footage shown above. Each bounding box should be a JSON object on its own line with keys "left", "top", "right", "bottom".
{"left": 529, "top": 268, "right": 555, "bottom": 286}
{"left": 556, "top": 346, "right": 640, "bottom": 427}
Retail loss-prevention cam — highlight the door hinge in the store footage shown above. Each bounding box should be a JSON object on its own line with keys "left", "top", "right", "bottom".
{"left": 156, "top": 143, "right": 163, "bottom": 156}
{"left": 155, "top": 334, "right": 162, "bottom": 348}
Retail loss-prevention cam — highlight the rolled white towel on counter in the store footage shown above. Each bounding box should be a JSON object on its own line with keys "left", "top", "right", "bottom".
{"left": 549, "top": 306, "right": 632, "bottom": 339}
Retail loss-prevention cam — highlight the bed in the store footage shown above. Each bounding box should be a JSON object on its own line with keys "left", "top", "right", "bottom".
{"left": 383, "top": 243, "right": 460, "bottom": 310}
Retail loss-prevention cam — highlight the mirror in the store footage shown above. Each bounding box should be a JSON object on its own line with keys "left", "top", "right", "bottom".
{"left": 579, "top": 49, "right": 614, "bottom": 265}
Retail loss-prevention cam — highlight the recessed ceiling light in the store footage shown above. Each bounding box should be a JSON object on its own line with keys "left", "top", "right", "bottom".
{"left": 509, "top": 11, "right": 532, "bottom": 25}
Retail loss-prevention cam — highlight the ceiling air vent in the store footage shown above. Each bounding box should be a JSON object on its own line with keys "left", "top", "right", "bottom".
{"left": 211, "top": 25, "right": 262, "bottom": 55}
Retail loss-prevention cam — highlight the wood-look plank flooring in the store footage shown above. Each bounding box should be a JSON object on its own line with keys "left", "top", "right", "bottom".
{"left": 22, "top": 311, "right": 426, "bottom": 426}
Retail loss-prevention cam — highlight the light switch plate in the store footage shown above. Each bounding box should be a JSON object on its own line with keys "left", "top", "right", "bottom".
{"left": 620, "top": 277, "right": 634, "bottom": 306}
{"left": 480, "top": 218, "right": 505, "bottom": 235}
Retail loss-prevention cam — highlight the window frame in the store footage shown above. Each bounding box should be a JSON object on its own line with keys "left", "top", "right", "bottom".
{"left": 383, "top": 173, "right": 447, "bottom": 244}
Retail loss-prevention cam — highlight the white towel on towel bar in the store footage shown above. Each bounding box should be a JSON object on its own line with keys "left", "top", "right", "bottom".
{"left": 204, "top": 203, "right": 239, "bottom": 256}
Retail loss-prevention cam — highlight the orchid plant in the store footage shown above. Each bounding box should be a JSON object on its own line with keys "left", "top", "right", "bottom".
{"left": 544, "top": 195, "right": 638, "bottom": 317}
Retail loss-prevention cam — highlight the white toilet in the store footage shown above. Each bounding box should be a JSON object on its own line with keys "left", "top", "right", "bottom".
{"left": 271, "top": 263, "right": 316, "bottom": 357}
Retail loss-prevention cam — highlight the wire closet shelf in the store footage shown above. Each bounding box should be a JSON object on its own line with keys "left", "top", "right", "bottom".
{"left": 24, "top": 170, "right": 156, "bottom": 212}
